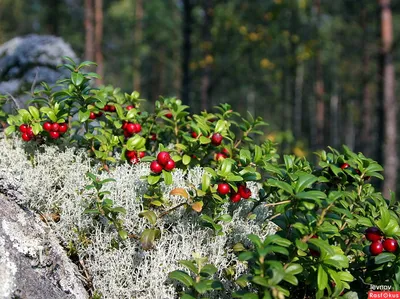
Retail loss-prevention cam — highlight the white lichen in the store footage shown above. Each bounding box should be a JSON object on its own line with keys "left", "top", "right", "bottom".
{"left": 0, "top": 137, "right": 277, "bottom": 298}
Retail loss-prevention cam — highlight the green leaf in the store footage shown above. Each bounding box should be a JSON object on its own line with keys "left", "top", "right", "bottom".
{"left": 264, "top": 235, "right": 291, "bottom": 247}
{"left": 140, "top": 228, "right": 160, "bottom": 250}
{"left": 199, "top": 136, "right": 211, "bottom": 144}
{"left": 118, "top": 230, "right": 128, "bottom": 240}
{"left": 296, "top": 191, "right": 327, "bottom": 201}
{"left": 202, "top": 173, "right": 210, "bottom": 192}
{"left": 252, "top": 276, "right": 269, "bottom": 287}
{"left": 126, "top": 135, "right": 146, "bottom": 151}
{"left": 238, "top": 251, "right": 254, "bottom": 261}
{"left": 294, "top": 173, "right": 318, "bottom": 193}
{"left": 375, "top": 252, "right": 396, "bottom": 264}
{"left": 194, "top": 279, "right": 223, "bottom": 294}
{"left": 317, "top": 265, "right": 328, "bottom": 291}
{"left": 168, "top": 270, "right": 193, "bottom": 287}
{"left": 28, "top": 106, "right": 40, "bottom": 120}
{"left": 254, "top": 145, "right": 262, "bottom": 163}
{"left": 267, "top": 179, "right": 293, "bottom": 195}
{"left": 200, "top": 264, "right": 218, "bottom": 277}
{"left": 181, "top": 294, "right": 196, "bottom": 299}
{"left": 163, "top": 170, "right": 173, "bottom": 185}
{"left": 283, "top": 274, "right": 298, "bottom": 285}
{"left": 71, "top": 72, "right": 84, "bottom": 86}
{"left": 148, "top": 175, "right": 160, "bottom": 185}
{"left": 179, "top": 260, "right": 198, "bottom": 274}
{"left": 247, "top": 234, "right": 262, "bottom": 248}
{"left": 79, "top": 109, "right": 90, "bottom": 122}
{"left": 323, "top": 254, "right": 349, "bottom": 269}
{"left": 139, "top": 210, "right": 157, "bottom": 226}
{"left": 4, "top": 125, "right": 15, "bottom": 136}
{"left": 182, "top": 154, "right": 191, "bottom": 165}
{"left": 285, "top": 263, "right": 303, "bottom": 275}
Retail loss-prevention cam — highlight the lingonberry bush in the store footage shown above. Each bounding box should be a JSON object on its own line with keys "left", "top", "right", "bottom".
{"left": 1, "top": 57, "right": 400, "bottom": 299}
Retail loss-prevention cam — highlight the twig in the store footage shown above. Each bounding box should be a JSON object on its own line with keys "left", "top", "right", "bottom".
{"left": 159, "top": 202, "right": 187, "bottom": 218}
{"left": 265, "top": 200, "right": 291, "bottom": 207}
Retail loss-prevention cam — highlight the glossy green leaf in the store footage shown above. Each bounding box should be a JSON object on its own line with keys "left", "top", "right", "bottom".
{"left": 168, "top": 270, "right": 193, "bottom": 287}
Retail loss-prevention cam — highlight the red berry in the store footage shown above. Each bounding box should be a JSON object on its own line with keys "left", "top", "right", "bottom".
{"left": 211, "top": 133, "right": 223, "bottom": 146}
{"left": 165, "top": 112, "right": 173, "bottom": 119}
{"left": 43, "top": 122, "right": 52, "bottom": 131}
{"left": 239, "top": 185, "right": 252, "bottom": 199}
{"left": 151, "top": 133, "right": 157, "bottom": 141}
{"left": 125, "top": 123, "right": 136, "bottom": 134}
{"left": 51, "top": 123, "right": 60, "bottom": 132}
{"left": 132, "top": 123, "right": 141, "bottom": 133}
{"left": 109, "top": 105, "right": 116, "bottom": 112}
{"left": 150, "top": 160, "right": 163, "bottom": 173}
{"left": 21, "top": 133, "right": 31, "bottom": 141}
{"left": 58, "top": 123, "right": 68, "bottom": 134}
{"left": 138, "top": 151, "right": 146, "bottom": 158}
{"left": 103, "top": 105, "right": 110, "bottom": 111}
{"left": 230, "top": 192, "right": 241, "bottom": 203}
{"left": 370, "top": 241, "right": 384, "bottom": 256}
{"left": 215, "top": 152, "right": 227, "bottom": 161}
{"left": 26, "top": 126, "right": 34, "bottom": 137}
{"left": 19, "top": 124, "right": 28, "bottom": 133}
{"left": 126, "top": 150, "right": 137, "bottom": 160}
{"left": 89, "top": 112, "right": 96, "bottom": 119}
{"left": 217, "top": 183, "right": 230, "bottom": 195}
{"left": 126, "top": 105, "right": 135, "bottom": 110}
{"left": 340, "top": 163, "right": 350, "bottom": 170}
{"left": 49, "top": 131, "right": 60, "bottom": 139}
{"left": 122, "top": 121, "right": 128, "bottom": 130}
{"left": 221, "top": 148, "right": 230, "bottom": 156}
{"left": 164, "top": 159, "right": 176, "bottom": 171}
{"left": 383, "top": 238, "right": 399, "bottom": 253}
{"left": 124, "top": 130, "right": 132, "bottom": 138}
{"left": 365, "top": 227, "right": 383, "bottom": 242}
{"left": 157, "top": 151, "right": 171, "bottom": 166}
{"left": 191, "top": 131, "right": 198, "bottom": 138}
{"left": 95, "top": 111, "right": 103, "bottom": 117}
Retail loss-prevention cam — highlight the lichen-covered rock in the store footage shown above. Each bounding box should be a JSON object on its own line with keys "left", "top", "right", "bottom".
{"left": 0, "top": 193, "right": 88, "bottom": 299}
{"left": 0, "top": 34, "right": 77, "bottom": 109}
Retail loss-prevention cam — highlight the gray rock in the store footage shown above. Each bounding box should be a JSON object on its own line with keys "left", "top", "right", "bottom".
{"left": 0, "top": 34, "right": 77, "bottom": 110}
{"left": 0, "top": 193, "right": 88, "bottom": 299}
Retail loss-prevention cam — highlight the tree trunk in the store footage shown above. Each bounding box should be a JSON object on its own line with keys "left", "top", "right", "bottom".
{"left": 200, "top": 0, "right": 213, "bottom": 111}
{"left": 46, "top": 0, "right": 60, "bottom": 35}
{"left": 181, "top": 0, "right": 193, "bottom": 107}
{"left": 314, "top": 0, "right": 325, "bottom": 150}
{"left": 94, "top": 0, "right": 104, "bottom": 85}
{"left": 133, "top": 0, "right": 143, "bottom": 92}
{"left": 359, "top": 6, "right": 374, "bottom": 158}
{"left": 379, "top": 0, "right": 397, "bottom": 198}
{"left": 84, "top": 0, "right": 95, "bottom": 62}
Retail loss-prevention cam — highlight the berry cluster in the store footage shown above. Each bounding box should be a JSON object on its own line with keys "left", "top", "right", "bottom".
{"left": 365, "top": 227, "right": 398, "bottom": 255}
{"left": 217, "top": 182, "right": 252, "bottom": 203}
{"left": 43, "top": 121, "right": 68, "bottom": 139}
{"left": 126, "top": 150, "right": 145, "bottom": 164}
{"left": 19, "top": 124, "right": 34, "bottom": 141}
{"left": 122, "top": 122, "right": 142, "bottom": 138}
{"left": 150, "top": 151, "right": 175, "bottom": 173}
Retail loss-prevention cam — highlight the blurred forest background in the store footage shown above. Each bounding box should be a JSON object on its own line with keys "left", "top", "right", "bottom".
{"left": 1, "top": 0, "right": 400, "bottom": 195}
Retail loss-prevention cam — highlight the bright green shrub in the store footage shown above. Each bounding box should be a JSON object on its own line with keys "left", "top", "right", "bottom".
{"left": 1, "top": 57, "right": 400, "bottom": 299}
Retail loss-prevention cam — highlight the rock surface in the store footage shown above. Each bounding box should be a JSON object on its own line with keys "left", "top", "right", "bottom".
{"left": 0, "top": 34, "right": 77, "bottom": 110}
{"left": 0, "top": 193, "right": 88, "bottom": 299}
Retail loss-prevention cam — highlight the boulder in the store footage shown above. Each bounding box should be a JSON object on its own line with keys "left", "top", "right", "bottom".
{"left": 0, "top": 193, "right": 88, "bottom": 299}
{"left": 0, "top": 34, "right": 77, "bottom": 110}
